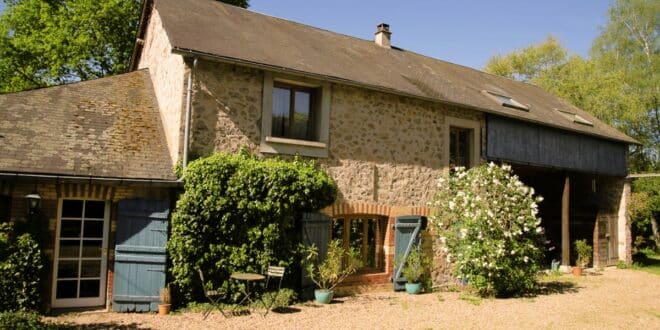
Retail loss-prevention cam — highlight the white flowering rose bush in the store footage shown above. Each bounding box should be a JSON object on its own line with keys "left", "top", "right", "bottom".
{"left": 430, "top": 163, "right": 545, "bottom": 297}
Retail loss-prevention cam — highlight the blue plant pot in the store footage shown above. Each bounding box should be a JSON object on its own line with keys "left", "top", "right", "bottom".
{"left": 314, "top": 289, "right": 334, "bottom": 304}
{"left": 405, "top": 282, "right": 422, "bottom": 294}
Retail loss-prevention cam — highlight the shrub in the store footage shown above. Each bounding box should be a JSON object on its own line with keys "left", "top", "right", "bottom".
{"left": 301, "top": 240, "right": 362, "bottom": 291}
{"left": 398, "top": 249, "right": 432, "bottom": 284}
{"left": 0, "top": 223, "right": 44, "bottom": 312}
{"left": 574, "top": 239, "right": 592, "bottom": 268}
{"left": 0, "top": 311, "right": 59, "bottom": 330}
{"left": 168, "top": 152, "right": 337, "bottom": 303}
{"left": 430, "top": 163, "right": 545, "bottom": 297}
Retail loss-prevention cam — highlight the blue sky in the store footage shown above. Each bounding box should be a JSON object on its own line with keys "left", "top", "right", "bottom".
{"left": 250, "top": 0, "right": 612, "bottom": 69}
{"left": 0, "top": 1, "right": 612, "bottom": 70}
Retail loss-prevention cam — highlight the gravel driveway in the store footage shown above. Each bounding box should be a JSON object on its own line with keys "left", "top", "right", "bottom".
{"left": 46, "top": 268, "right": 659, "bottom": 329}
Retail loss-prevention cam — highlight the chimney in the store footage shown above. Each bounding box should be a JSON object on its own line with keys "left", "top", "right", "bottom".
{"left": 374, "top": 23, "right": 391, "bottom": 48}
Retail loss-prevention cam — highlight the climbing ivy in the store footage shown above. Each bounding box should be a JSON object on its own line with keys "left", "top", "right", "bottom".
{"left": 168, "top": 152, "right": 337, "bottom": 303}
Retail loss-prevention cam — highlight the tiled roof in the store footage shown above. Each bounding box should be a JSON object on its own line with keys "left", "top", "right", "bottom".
{"left": 150, "top": 0, "right": 636, "bottom": 144}
{"left": 0, "top": 69, "right": 175, "bottom": 180}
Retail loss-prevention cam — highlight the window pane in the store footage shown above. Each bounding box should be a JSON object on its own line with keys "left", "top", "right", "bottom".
{"left": 60, "top": 220, "right": 82, "bottom": 238}
{"left": 366, "top": 220, "right": 376, "bottom": 268}
{"left": 349, "top": 218, "right": 364, "bottom": 254}
{"left": 272, "top": 87, "right": 291, "bottom": 137}
{"left": 59, "top": 240, "right": 80, "bottom": 258}
{"left": 332, "top": 219, "right": 344, "bottom": 241}
{"left": 81, "top": 260, "right": 101, "bottom": 278}
{"left": 0, "top": 196, "right": 10, "bottom": 223}
{"left": 81, "top": 240, "right": 102, "bottom": 258}
{"left": 83, "top": 220, "right": 104, "bottom": 239}
{"left": 61, "top": 200, "right": 83, "bottom": 218}
{"left": 84, "top": 201, "right": 105, "bottom": 219}
{"left": 450, "top": 128, "right": 471, "bottom": 168}
{"left": 292, "top": 90, "right": 311, "bottom": 139}
{"left": 57, "top": 260, "right": 79, "bottom": 278}
{"left": 79, "top": 280, "right": 100, "bottom": 298}
{"left": 56, "top": 280, "right": 78, "bottom": 299}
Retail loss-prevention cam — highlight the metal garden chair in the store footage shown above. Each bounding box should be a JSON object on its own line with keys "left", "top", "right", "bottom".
{"left": 259, "top": 265, "right": 286, "bottom": 316}
{"left": 198, "top": 268, "right": 228, "bottom": 319}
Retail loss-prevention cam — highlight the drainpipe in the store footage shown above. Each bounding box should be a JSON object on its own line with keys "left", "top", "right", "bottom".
{"left": 182, "top": 57, "right": 198, "bottom": 171}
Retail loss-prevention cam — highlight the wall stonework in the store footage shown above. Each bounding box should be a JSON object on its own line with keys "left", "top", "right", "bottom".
{"left": 191, "top": 60, "right": 484, "bottom": 208}
{"left": 138, "top": 9, "right": 187, "bottom": 164}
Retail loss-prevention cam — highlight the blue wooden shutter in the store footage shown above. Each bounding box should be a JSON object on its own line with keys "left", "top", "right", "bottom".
{"left": 300, "top": 212, "right": 330, "bottom": 300}
{"left": 112, "top": 198, "right": 169, "bottom": 312}
{"left": 393, "top": 215, "right": 427, "bottom": 291}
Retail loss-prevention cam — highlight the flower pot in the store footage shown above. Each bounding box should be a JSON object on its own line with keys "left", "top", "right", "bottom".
{"left": 158, "top": 303, "right": 171, "bottom": 315}
{"left": 314, "top": 289, "right": 334, "bottom": 304}
{"left": 405, "top": 282, "right": 422, "bottom": 294}
{"left": 572, "top": 266, "right": 582, "bottom": 276}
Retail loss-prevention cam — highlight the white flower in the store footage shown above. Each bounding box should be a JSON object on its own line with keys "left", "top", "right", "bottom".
{"left": 448, "top": 201, "right": 455, "bottom": 210}
{"left": 524, "top": 256, "right": 529, "bottom": 263}
{"left": 536, "top": 227, "right": 543, "bottom": 233}
{"left": 510, "top": 250, "right": 516, "bottom": 255}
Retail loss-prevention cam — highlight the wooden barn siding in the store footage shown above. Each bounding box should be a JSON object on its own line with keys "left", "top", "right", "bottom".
{"left": 486, "top": 116, "right": 627, "bottom": 176}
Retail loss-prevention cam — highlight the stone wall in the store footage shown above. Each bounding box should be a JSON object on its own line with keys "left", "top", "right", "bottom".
{"left": 190, "top": 60, "right": 484, "bottom": 208}
{"left": 138, "top": 9, "right": 187, "bottom": 165}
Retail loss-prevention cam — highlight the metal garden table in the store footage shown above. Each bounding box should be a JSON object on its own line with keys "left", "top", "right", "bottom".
{"left": 230, "top": 272, "right": 266, "bottom": 312}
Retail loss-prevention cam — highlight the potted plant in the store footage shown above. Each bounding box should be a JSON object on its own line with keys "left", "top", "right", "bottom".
{"left": 158, "top": 286, "right": 171, "bottom": 315}
{"left": 573, "top": 239, "right": 592, "bottom": 276}
{"left": 302, "top": 240, "right": 362, "bottom": 304}
{"left": 399, "top": 248, "right": 431, "bottom": 294}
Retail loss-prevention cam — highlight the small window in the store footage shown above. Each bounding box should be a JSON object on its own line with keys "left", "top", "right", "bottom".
{"left": 272, "top": 82, "right": 318, "bottom": 141}
{"left": 555, "top": 109, "right": 594, "bottom": 126}
{"left": 482, "top": 90, "right": 529, "bottom": 111}
{"left": 332, "top": 216, "right": 387, "bottom": 273}
{"left": 0, "top": 196, "right": 11, "bottom": 223}
{"left": 450, "top": 127, "right": 471, "bottom": 169}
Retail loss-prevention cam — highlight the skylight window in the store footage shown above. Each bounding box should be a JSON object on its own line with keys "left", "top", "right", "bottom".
{"left": 482, "top": 90, "right": 529, "bottom": 111}
{"left": 555, "top": 109, "right": 594, "bottom": 126}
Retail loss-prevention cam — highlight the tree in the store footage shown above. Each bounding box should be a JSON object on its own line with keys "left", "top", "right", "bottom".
{"left": 0, "top": 0, "right": 142, "bottom": 93}
{"left": 484, "top": 0, "right": 659, "bottom": 172}
{"left": 0, "top": 0, "right": 249, "bottom": 94}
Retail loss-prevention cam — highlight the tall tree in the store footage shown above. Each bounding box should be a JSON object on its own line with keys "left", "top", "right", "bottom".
{"left": 484, "top": 0, "right": 659, "bottom": 172}
{"left": 0, "top": 0, "right": 249, "bottom": 93}
{"left": 0, "top": 0, "right": 142, "bottom": 93}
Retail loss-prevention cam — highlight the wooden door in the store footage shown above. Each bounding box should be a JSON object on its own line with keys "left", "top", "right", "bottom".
{"left": 112, "top": 198, "right": 169, "bottom": 312}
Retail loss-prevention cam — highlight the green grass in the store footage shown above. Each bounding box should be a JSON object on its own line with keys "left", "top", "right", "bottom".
{"left": 632, "top": 249, "right": 660, "bottom": 276}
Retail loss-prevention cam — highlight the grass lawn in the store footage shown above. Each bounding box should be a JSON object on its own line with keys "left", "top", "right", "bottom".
{"left": 632, "top": 249, "right": 660, "bottom": 276}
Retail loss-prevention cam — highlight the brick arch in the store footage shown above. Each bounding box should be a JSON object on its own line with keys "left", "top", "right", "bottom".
{"left": 322, "top": 202, "right": 391, "bottom": 218}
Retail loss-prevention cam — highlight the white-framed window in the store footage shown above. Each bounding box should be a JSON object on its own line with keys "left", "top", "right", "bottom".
{"left": 444, "top": 116, "right": 481, "bottom": 169}
{"left": 260, "top": 72, "right": 330, "bottom": 158}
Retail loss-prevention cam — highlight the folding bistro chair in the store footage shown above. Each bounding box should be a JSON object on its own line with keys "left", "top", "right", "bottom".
{"left": 198, "top": 268, "right": 228, "bottom": 319}
{"left": 260, "top": 265, "right": 286, "bottom": 316}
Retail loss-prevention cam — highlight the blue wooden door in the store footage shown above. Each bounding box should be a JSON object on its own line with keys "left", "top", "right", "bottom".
{"left": 301, "top": 212, "right": 331, "bottom": 300}
{"left": 393, "top": 215, "right": 426, "bottom": 291}
{"left": 112, "top": 198, "right": 169, "bottom": 312}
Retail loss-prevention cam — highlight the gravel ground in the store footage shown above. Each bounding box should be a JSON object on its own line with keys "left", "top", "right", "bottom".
{"left": 45, "top": 268, "right": 659, "bottom": 330}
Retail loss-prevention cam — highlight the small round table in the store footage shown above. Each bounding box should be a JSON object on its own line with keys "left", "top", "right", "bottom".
{"left": 230, "top": 272, "right": 265, "bottom": 310}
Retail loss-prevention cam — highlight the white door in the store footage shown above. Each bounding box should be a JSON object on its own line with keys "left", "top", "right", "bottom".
{"left": 52, "top": 199, "right": 110, "bottom": 308}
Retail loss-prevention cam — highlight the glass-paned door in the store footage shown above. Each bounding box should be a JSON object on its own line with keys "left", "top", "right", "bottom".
{"left": 52, "top": 199, "right": 109, "bottom": 308}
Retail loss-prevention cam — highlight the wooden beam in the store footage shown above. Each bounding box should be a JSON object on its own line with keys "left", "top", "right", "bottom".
{"left": 562, "top": 176, "right": 570, "bottom": 266}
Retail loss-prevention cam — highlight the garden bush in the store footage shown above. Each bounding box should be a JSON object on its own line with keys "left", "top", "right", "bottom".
{"left": 0, "top": 223, "right": 43, "bottom": 312}
{"left": 0, "top": 311, "right": 61, "bottom": 330}
{"left": 430, "top": 163, "right": 545, "bottom": 297}
{"left": 168, "top": 152, "right": 337, "bottom": 303}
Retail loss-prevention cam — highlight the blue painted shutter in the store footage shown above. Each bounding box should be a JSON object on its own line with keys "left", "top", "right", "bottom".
{"left": 112, "top": 198, "right": 169, "bottom": 312}
{"left": 393, "top": 215, "right": 427, "bottom": 291}
{"left": 300, "top": 212, "right": 330, "bottom": 300}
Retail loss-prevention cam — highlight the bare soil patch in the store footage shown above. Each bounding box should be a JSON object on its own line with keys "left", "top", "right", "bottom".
{"left": 45, "top": 268, "right": 659, "bottom": 329}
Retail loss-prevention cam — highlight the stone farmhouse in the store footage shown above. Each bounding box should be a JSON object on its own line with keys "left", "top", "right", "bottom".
{"left": 0, "top": 0, "right": 637, "bottom": 311}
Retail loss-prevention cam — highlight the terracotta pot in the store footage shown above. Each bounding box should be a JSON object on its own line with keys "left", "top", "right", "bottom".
{"left": 572, "top": 266, "right": 582, "bottom": 276}
{"left": 158, "top": 303, "right": 171, "bottom": 315}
